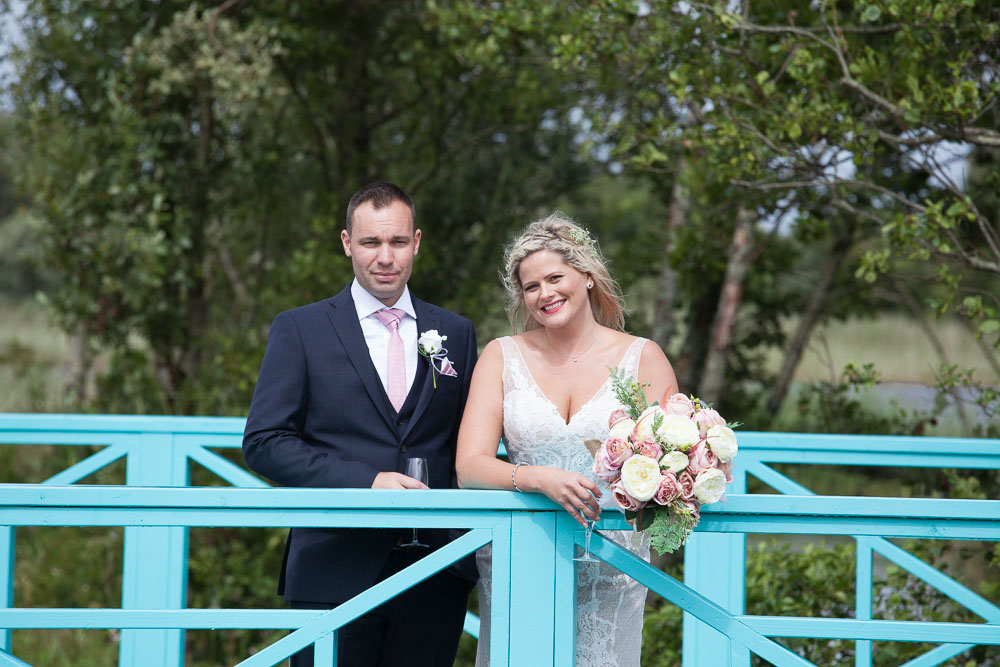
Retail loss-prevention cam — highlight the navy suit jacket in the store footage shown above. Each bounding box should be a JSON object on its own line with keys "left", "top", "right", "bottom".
{"left": 243, "top": 285, "right": 478, "bottom": 602}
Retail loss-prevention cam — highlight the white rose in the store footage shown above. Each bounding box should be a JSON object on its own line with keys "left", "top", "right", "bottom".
{"left": 418, "top": 329, "right": 447, "bottom": 353}
{"left": 693, "top": 468, "right": 727, "bottom": 505}
{"left": 632, "top": 405, "right": 665, "bottom": 443}
{"left": 705, "top": 425, "right": 738, "bottom": 462}
{"left": 619, "top": 454, "right": 661, "bottom": 502}
{"left": 659, "top": 450, "right": 689, "bottom": 474}
{"left": 656, "top": 414, "right": 700, "bottom": 451}
{"left": 609, "top": 417, "right": 637, "bottom": 441}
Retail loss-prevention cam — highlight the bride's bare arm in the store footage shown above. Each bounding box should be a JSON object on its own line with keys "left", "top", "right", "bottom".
{"left": 455, "top": 339, "right": 507, "bottom": 489}
{"left": 638, "top": 339, "right": 679, "bottom": 404}
{"left": 456, "top": 339, "right": 601, "bottom": 526}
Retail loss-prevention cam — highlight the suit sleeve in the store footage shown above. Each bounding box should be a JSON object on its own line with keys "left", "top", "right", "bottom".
{"left": 242, "top": 311, "right": 382, "bottom": 488}
{"left": 460, "top": 318, "right": 478, "bottom": 409}
{"left": 449, "top": 318, "right": 479, "bottom": 490}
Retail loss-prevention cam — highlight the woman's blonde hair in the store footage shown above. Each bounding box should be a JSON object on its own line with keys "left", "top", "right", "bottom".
{"left": 502, "top": 211, "right": 626, "bottom": 333}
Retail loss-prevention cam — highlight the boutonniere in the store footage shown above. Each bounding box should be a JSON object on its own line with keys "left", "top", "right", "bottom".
{"left": 418, "top": 329, "right": 458, "bottom": 388}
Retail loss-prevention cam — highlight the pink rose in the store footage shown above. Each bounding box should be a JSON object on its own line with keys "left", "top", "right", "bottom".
{"left": 592, "top": 449, "right": 621, "bottom": 481}
{"left": 692, "top": 407, "right": 726, "bottom": 437}
{"left": 719, "top": 460, "right": 734, "bottom": 483}
{"left": 681, "top": 499, "right": 701, "bottom": 519}
{"left": 611, "top": 478, "right": 646, "bottom": 512}
{"left": 662, "top": 393, "right": 694, "bottom": 417}
{"left": 604, "top": 437, "right": 633, "bottom": 467}
{"left": 678, "top": 471, "right": 695, "bottom": 501}
{"left": 634, "top": 437, "right": 664, "bottom": 461}
{"left": 652, "top": 472, "right": 680, "bottom": 505}
{"left": 686, "top": 440, "right": 717, "bottom": 475}
{"left": 608, "top": 408, "right": 628, "bottom": 429}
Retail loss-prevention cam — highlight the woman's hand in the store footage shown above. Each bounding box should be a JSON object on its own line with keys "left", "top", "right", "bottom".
{"left": 518, "top": 465, "right": 602, "bottom": 527}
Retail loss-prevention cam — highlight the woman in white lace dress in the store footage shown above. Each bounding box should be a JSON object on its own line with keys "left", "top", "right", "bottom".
{"left": 456, "top": 212, "right": 678, "bottom": 667}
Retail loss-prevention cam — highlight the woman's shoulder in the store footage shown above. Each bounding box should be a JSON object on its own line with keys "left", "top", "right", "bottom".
{"left": 508, "top": 330, "right": 546, "bottom": 355}
{"left": 603, "top": 329, "right": 647, "bottom": 355}
{"left": 480, "top": 336, "right": 517, "bottom": 363}
{"left": 634, "top": 337, "right": 677, "bottom": 396}
{"left": 636, "top": 335, "right": 669, "bottom": 366}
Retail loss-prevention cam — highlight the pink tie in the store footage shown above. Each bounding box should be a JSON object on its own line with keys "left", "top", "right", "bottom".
{"left": 373, "top": 308, "right": 406, "bottom": 412}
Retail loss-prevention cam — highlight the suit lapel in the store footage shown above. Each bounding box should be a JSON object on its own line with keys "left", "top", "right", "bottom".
{"left": 326, "top": 288, "right": 397, "bottom": 435}
{"left": 401, "top": 297, "right": 438, "bottom": 442}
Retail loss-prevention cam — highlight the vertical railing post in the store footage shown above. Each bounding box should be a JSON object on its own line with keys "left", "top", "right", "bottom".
{"left": 855, "top": 537, "right": 874, "bottom": 667}
{"left": 507, "top": 510, "right": 559, "bottom": 666}
{"left": 0, "top": 526, "right": 13, "bottom": 652}
{"left": 119, "top": 431, "right": 189, "bottom": 667}
{"left": 490, "top": 509, "right": 565, "bottom": 667}
{"left": 554, "top": 514, "right": 577, "bottom": 667}
{"left": 489, "top": 513, "right": 512, "bottom": 667}
{"left": 684, "top": 463, "right": 748, "bottom": 667}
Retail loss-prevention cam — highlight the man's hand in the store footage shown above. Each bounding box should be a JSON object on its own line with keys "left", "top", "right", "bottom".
{"left": 371, "top": 472, "right": 429, "bottom": 489}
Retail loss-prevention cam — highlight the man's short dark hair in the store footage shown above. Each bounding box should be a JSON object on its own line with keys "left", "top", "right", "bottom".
{"left": 345, "top": 181, "right": 416, "bottom": 234}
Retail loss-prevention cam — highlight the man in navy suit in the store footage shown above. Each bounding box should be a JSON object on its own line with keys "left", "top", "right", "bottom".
{"left": 243, "top": 181, "right": 477, "bottom": 667}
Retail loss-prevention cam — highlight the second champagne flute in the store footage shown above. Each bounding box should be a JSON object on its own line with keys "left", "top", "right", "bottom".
{"left": 399, "top": 457, "right": 429, "bottom": 548}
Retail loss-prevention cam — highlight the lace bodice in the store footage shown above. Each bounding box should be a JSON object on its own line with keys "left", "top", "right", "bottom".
{"left": 476, "top": 336, "right": 650, "bottom": 667}
{"left": 501, "top": 336, "right": 643, "bottom": 473}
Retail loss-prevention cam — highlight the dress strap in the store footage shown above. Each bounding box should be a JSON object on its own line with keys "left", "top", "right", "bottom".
{"left": 496, "top": 336, "right": 526, "bottom": 394}
{"left": 623, "top": 336, "right": 649, "bottom": 377}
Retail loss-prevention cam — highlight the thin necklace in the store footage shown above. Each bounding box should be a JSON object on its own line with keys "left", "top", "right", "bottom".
{"left": 545, "top": 330, "right": 598, "bottom": 363}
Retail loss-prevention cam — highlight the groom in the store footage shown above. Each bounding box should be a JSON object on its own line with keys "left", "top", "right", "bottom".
{"left": 243, "top": 181, "right": 478, "bottom": 667}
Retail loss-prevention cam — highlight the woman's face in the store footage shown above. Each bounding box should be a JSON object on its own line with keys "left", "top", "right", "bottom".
{"left": 517, "top": 250, "right": 592, "bottom": 330}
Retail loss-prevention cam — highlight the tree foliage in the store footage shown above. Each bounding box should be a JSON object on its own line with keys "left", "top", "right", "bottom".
{"left": 431, "top": 0, "right": 999, "bottom": 419}
{"left": 5, "top": 0, "right": 598, "bottom": 414}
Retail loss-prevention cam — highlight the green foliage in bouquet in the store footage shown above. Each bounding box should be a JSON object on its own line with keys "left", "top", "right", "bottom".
{"left": 610, "top": 366, "right": 650, "bottom": 419}
{"left": 644, "top": 504, "right": 698, "bottom": 556}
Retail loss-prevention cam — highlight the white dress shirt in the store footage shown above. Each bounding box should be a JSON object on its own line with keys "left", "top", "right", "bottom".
{"left": 351, "top": 278, "right": 418, "bottom": 398}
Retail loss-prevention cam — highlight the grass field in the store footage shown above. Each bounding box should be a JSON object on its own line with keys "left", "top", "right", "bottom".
{"left": 0, "top": 297, "right": 72, "bottom": 412}
{"left": 788, "top": 313, "right": 997, "bottom": 385}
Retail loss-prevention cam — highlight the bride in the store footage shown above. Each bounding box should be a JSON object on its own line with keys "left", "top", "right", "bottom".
{"left": 456, "top": 212, "right": 677, "bottom": 666}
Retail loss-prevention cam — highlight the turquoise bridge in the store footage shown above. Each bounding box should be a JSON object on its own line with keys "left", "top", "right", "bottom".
{"left": 0, "top": 414, "right": 997, "bottom": 666}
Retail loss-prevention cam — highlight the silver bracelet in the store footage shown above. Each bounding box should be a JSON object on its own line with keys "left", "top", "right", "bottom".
{"left": 511, "top": 462, "right": 525, "bottom": 492}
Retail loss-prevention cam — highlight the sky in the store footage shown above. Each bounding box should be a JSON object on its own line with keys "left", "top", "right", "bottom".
{"left": 0, "top": 1, "right": 26, "bottom": 110}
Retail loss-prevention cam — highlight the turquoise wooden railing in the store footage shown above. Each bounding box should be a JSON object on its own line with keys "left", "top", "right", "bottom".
{"left": 0, "top": 414, "right": 997, "bottom": 667}
{"left": 687, "top": 432, "right": 1000, "bottom": 667}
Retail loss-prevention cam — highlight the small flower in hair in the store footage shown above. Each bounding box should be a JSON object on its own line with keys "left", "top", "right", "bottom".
{"left": 565, "top": 226, "right": 598, "bottom": 253}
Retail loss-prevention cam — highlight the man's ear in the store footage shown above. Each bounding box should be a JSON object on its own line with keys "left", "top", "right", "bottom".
{"left": 341, "top": 229, "right": 352, "bottom": 257}
{"left": 413, "top": 229, "right": 421, "bottom": 256}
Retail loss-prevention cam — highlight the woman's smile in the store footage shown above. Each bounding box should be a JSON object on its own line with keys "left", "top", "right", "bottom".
{"left": 541, "top": 299, "right": 566, "bottom": 314}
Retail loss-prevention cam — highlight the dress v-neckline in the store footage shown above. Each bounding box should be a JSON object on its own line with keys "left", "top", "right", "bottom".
{"left": 508, "top": 337, "right": 641, "bottom": 427}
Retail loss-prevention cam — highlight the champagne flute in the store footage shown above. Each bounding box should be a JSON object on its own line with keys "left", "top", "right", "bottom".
{"left": 400, "top": 457, "right": 429, "bottom": 548}
{"left": 574, "top": 497, "right": 600, "bottom": 563}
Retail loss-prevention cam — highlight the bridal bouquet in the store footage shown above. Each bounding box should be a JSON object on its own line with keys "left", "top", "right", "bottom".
{"left": 590, "top": 369, "right": 739, "bottom": 555}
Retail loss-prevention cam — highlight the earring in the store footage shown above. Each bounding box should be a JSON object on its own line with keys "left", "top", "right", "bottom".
{"left": 587, "top": 281, "right": 593, "bottom": 289}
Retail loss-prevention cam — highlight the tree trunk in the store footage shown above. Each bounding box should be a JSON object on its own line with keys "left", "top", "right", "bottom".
{"left": 766, "top": 218, "right": 856, "bottom": 418}
{"left": 158, "top": 79, "right": 214, "bottom": 414}
{"left": 63, "top": 332, "right": 92, "bottom": 410}
{"left": 650, "top": 163, "right": 691, "bottom": 351}
{"left": 698, "top": 206, "right": 755, "bottom": 404}
{"left": 674, "top": 287, "right": 720, "bottom": 395}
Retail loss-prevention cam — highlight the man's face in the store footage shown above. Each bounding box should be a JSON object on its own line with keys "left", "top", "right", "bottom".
{"left": 341, "top": 200, "right": 421, "bottom": 306}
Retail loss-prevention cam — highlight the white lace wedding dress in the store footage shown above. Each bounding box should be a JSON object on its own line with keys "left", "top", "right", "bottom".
{"left": 475, "top": 336, "right": 651, "bottom": 667}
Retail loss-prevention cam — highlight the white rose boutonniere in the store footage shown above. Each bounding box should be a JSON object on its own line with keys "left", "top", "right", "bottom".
{"left": 418, "top": 329, "right": 458, "bottom": 388}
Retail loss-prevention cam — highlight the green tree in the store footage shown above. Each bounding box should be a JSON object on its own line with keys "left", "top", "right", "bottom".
{"left": 432, "top": 0, "right": 999, "bottom": 421}
{"left": 5, "top": 0, "right": 595, "bottom": 415}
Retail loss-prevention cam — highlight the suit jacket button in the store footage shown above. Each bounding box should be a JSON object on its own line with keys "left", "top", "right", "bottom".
{"left": 400, "top": 444, "right": 407, "bottom": 452}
